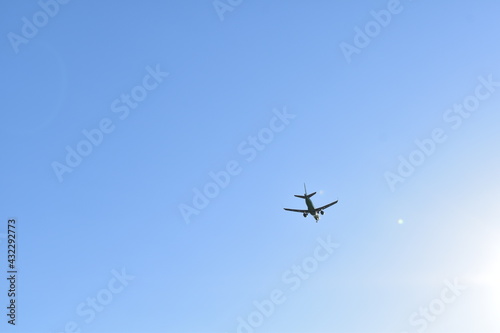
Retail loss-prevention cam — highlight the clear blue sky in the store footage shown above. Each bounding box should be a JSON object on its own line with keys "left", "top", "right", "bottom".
{"left": 2, "top": 1, "right": 500, "bottom": 332}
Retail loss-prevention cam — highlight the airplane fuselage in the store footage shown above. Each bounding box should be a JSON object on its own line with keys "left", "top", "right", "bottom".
{"left": 305, "top": 197, "right": 320, "bottom": 221}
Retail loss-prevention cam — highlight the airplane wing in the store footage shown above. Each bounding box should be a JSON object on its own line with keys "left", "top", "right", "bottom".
{"left": 315, "top": 200, "right": 339, "bottom": 212}
{"left": 283, "top": 208, "right": 308, "bottom": 213}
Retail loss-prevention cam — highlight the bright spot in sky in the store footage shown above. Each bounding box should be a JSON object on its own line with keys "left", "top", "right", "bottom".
{"left": 397, "top": 219, "right": 404, "bottom": 224}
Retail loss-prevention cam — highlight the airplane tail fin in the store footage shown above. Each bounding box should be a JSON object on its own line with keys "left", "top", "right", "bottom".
{"left": 304, "top": 184, "right": 316, "bottom": 198}
{"left": 295, "top": 183, "right": 316, "bottom": 198}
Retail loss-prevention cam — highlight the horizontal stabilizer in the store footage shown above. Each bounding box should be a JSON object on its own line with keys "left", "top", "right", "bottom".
{"left": 294, "top": 192, "right": 316, "bottom": 199}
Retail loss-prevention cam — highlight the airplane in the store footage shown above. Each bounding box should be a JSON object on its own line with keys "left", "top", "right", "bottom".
{"left": 283, "top": 184, "right": 338, "bottom": 222}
